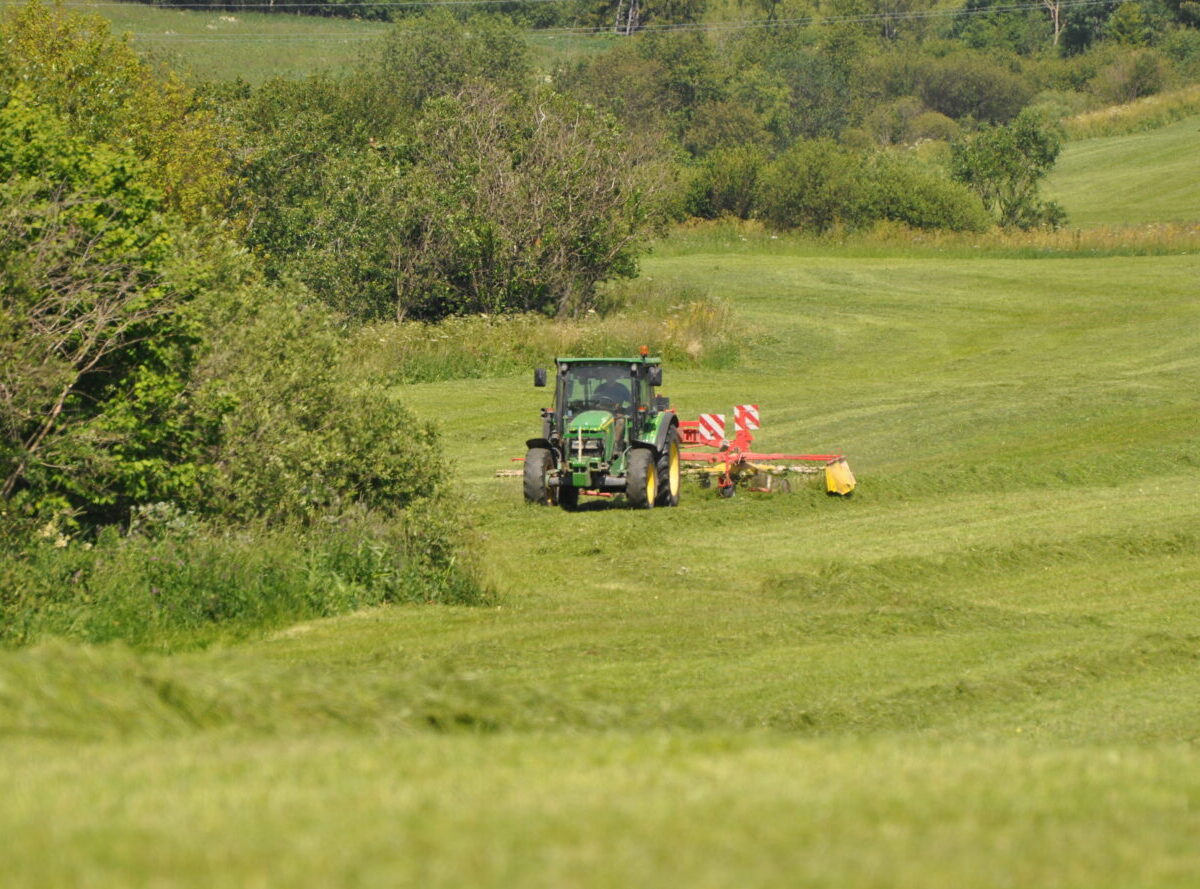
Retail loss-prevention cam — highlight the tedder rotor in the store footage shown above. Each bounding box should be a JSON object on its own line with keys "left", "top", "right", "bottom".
{"left": 679, "top": 404, "right": 856, "bottom": 498}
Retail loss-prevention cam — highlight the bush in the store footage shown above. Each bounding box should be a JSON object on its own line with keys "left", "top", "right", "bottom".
{"left": 684, "top": 145, "right": 769, "bottom": 219}
{"left": 1090, "top": 49, "right": 1170, "bottom": 104}
{"left": 915, "top": 52, "right": 1035, "bottom": 123}
{"left": 757, "top": 140, "right": 865, "bottom": 232}
{"left": 756, "top": 141, "right": 988, "bottom": 233}
{"left": 859, "top": 154, "right": 991, "bottom": 231}
{"left": 0, "top": 89, "right": 202, "bottom": 526}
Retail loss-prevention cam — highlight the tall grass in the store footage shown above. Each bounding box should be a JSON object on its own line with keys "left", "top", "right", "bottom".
{"left": 346, "top": 283, "right": 745, "bottom": 384}
{"left": 1064, "top": 85, "right": 1200, "bottom": 138}
{"left": 656, "top": 218, "right": 1200, "bottom": 258}
{"left": 0, "top": 507, "right": 487, "bottom": 652}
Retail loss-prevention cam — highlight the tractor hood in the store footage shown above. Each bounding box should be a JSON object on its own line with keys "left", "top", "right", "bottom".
{"left": 567, "top": 410, "right": 615, "bottom": 434}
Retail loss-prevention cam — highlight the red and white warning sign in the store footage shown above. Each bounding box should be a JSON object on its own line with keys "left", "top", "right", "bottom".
{"left": 734, "top": 404, "right": 760, "bottom": 434}
{"left": 697, "top": 413, "right": 726, "bottom": 444}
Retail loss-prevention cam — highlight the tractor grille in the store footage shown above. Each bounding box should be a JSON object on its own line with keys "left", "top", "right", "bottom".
{"left": 575, "top": 438, "right": 606, "bottom": 459}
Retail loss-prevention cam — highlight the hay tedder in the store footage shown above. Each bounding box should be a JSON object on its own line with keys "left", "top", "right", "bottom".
{"left": 514, "top": 351, "right": 855, "bottom": 507}
{"left": 677, "top": 404, "right": 856, "bottom": 499}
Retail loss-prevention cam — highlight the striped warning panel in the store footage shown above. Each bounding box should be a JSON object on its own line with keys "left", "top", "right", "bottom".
{"left": 697, "top": 413, "right": 726, "bottom": 443}
{"left": 734, "top": 404, "right": 760, "bottom": 433}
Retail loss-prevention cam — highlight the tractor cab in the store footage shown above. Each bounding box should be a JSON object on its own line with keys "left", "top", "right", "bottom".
{"left": 538, "top": 357, "right": 663, "bottom": 449}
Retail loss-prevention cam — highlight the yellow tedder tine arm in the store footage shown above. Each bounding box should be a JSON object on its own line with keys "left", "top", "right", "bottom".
{"left": 825, "top": 458, "right": 856, "bottom": 496}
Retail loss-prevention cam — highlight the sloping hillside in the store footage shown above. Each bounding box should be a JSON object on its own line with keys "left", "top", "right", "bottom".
{"left": 4, "top": 244, "right": 1198, "bottom": 888}
{"left": 1046, "top": 114, "right": 1200, "bottom": 226}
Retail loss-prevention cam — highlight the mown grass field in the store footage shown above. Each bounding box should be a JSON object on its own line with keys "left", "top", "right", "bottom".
{"left": 3, "top": 18, "right": 1200, "bottom": 884}
{"left": 3, "top": 242, "right": 1199, "bottom": 887}
{"left": 1046, "top": 113, "right": 1200, "bottom": 226}
{"left": 47, "top": 0, "right": 616, "bottom": 82}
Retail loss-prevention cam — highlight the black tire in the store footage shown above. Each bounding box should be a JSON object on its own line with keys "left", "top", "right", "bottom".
{"left": 718, "top": 482, "right": 735, "bottom": 498}
{"left": 558, "top": 484, "right": 579, "bottom": 511}
{"left": 655, "top": 426, "right": 681, "bottom": 507}
{"left": 626, "top": 448, "right": 656, "bottom": 509}
{"left": 523, "top": 447, "right": 555, "bottom": 505}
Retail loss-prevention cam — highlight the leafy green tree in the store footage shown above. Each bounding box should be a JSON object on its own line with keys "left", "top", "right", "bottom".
{"left": 0, "top": 1, "right": 234, "bottom": 222}
{"left": 368, "top": 12, "right": 531, "bottom": 113}
{"left": 1106, "top": 2, "right": 1154, "bottom": 44}
{"left": 394, "top": 85, "right": 674, "bottom": 318}
{"left": 949, "top": 0, "right": 1052, "bottom": 54}
{"left": 0, "top": 89, "right": 198, "bottom": 523}
{"left": 950, "top": 108, "right": 1066, "bottom": 228}
{"left": 239, "top": 77, "right": 674, "bottom": 321}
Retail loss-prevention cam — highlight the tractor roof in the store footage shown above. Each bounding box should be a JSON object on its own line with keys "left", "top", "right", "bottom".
{"left": 555, "top": 356, "right": 662, "bottom": 366}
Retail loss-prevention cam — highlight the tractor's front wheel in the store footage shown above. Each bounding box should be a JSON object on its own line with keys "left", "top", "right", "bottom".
{"left": 656, "top": 427, "right": 681, "bottom": 508}
{"left": 626, "top": 448, "right": 657, "bottom": 509}
{"left": 523, "top": 447, "right": 555, "bottom": 505}
{"left": 558, "top": 484, "right": 579, "bottom": 511}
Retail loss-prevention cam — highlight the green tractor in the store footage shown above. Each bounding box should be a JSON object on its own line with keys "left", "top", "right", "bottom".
{"left": 524, "top": 355, "right": 681, "bottom": 510}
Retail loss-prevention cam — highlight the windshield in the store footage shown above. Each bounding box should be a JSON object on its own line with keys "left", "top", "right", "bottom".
{"left": 561, "top": 364, "right": 633, "bottom": 414}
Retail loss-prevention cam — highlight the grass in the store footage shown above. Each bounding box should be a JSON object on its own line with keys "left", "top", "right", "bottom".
{"left": 43, "top": 1, "right": 617, "bottom": 83}
{"left": 1045, "top": 113, "right": 1200, "bottom": 227}
{"left": 1063, "top": 84, "right": 1200, "bottom": 139}
{"left": 345, "top": 283, "right": 744, "bottom": 384}
{"left": 3, "top": 245, "right": 1199, "bottom": 886}
{"left": 2, "top": 10, "right": 1199, "bottom": 873}
{"left": 50, "top": 0, "right": 389, "bottom": 82}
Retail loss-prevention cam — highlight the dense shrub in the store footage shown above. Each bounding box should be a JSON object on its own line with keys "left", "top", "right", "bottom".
{"left": 684, "top": 145, "right": 769, "bottom": 219}
{"left": 915, "top": 52, "right": 1035, "bottom": 123}
{"left": 757, "top": 140, "right": 865, "bottom": 231}
{"left": 0, "top": 89, "right": 198, "bottom": 526}
{"left": 755, "top": 141, "right": 988, "bottom": 233}
{"left": 857, "top": 154, "right": 991, "bottom": 231}
{"left": 1090, "top": 49, "right": 1170, "bottom": 104}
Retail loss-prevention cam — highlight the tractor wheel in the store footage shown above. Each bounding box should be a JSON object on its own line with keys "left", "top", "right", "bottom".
{"left": 558, "top": 484, "right": 579, "bottom": 511}
{"left": 655, "top": 427, "right": 681, "bottom": 507}
{"left": 626, "top": 448, "right": 657, "bottom": 509}
{"left": 523, "top": 447, "right": 555, "bottom": 505}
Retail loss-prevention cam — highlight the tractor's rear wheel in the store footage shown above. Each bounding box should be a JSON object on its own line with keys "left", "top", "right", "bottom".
{"left": 655, "top": 427, "right": 681, "bottom": 507}
{"left": 626, "top": 448, "right": 656, "bottom": 509}
{"left": 523, "top": 447, "right": 555, "bottom": 505}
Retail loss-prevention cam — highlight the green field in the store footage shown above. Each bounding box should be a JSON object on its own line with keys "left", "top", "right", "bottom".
{"left": 4, "top": 7, "right": 1200, "bottom": 883}
{"left": 1046, "top": 114, "right": 1200, "bottom": 226}
{"left": 44, "top": 0, "right": 615, "bottom": 82}
{"left": 3, "top": 243, "right": 1199, "bottom": 887}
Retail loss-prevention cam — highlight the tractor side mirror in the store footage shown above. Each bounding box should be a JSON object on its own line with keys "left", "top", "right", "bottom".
{"left": 648, "top": 366, "right": 663, "bottom": 387}
{"left": 534, "top": 367, "right": 547, "bottom": 387}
